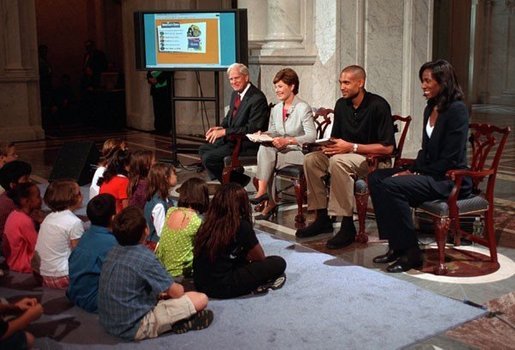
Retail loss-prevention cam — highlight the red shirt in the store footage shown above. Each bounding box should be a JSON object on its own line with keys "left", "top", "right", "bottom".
{"left": 99, "top": 175, "right": 129, "bottom": 213}
{"left": 4, "top": 210, "right": 38, "bottom": 273}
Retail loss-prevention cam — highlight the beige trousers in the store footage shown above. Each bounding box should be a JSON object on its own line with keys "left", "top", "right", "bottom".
{"left": 134, "top": 295, "right": 196, "bottom": 340}
{"left": 256, "top": 145, "right": 305, "bottom": 200}
{"left": 304, "top": 151, "right": 369, "bottom": 216}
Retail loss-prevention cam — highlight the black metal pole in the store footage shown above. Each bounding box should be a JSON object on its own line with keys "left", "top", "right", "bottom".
{"left": 170, "top": 71, "right": 178, "bottom": 165}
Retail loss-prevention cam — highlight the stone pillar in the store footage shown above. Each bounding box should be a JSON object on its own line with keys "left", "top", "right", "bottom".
{"left": 238, "top": 0, "right": 268, "bottom": 49}
{"left": 0, "top": 0, "right": 44, "bottom": 141}
{"left": 251, "top": 0, "right": 316, "bottom": 64}
{"left": 262, "top": 0, "right": 303, "bottom": 50}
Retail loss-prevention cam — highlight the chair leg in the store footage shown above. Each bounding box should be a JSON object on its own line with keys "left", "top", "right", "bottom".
{"left": 222, "top": 166, "right": 231, "bottom": 184}
{"left": 354, "top": 191, "right": 369, "bottom": 244}
{"left": 433, "top": 216, "right": 450, "bottom": 275}
{"left": 484, "top": 210, "right": 498, "bottom": 264}
{"left": 293, "top": 178, "right": 306, "bottom": 225}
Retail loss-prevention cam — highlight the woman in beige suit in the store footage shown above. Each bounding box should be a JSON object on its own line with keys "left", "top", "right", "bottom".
{"left": 250, "top": 68, "right": 316, "bottom": 220}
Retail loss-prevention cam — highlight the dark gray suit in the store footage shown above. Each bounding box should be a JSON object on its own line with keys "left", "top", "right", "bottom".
{"left": 199, "top": 84, "right": 269, "bottom": 181}
{"left": 368, "top": 100, "right": 471, "bottom": 251}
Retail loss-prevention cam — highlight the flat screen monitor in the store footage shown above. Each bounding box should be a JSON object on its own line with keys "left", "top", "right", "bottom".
{"left": 134, "top": 10, "right": 248, "bottom": 71}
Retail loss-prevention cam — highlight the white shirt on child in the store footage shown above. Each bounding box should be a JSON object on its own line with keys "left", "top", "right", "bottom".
{"left": 152, "top": 203, "right": 166, "bottom": 238}
{"left": 35, "top": 209, "right": 84, "bottom": 277}
{"left": 89, "top": 166, "right": 106, "bottom": 200}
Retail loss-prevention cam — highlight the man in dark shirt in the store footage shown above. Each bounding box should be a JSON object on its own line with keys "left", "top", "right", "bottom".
{"left": 296, "top": 65, "right": 395, "bottom": 249}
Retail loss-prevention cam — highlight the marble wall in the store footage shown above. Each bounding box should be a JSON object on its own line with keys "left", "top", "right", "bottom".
{"left": 2, "top": 0, "right": 510, "bottom": 145}
{"left": 481, "top": 0, "right": 515, "bottom": 105}
{"left": 244, "top": 0, "right": 433, "bottom": 156}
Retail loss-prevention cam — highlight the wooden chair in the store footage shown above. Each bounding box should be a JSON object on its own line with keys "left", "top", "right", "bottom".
{"left": 274, "top": 107, "right": 333, "bottom": 226}
{"left": 221, "top": 103, "right": 274, "bottom": 184}
{"left": 413, "top": 123, "right": 511, "bottom": 275}
{"left": 353, "top": 115, "right": 412, "bottom": 243}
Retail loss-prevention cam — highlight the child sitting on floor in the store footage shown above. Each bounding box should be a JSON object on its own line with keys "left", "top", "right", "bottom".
{"left": 143, "top": 163, "right": 177, "bottom": 248}
{"left": 0, "top": 297, "right": 43, "bottom": 349}
{"left": 98, "top": 149, "right": 131, "bottom": 213}
{"left": 0, "top": 141, "right": 17, "bottom": 170}
{"left": 98, "top": 206, "right": 213, "bottom": 341}
{"left": 67, "top": 193, "right": 117, "bottom": 313}
{"left": 156, "top": 177, "right": 209, "bottom": 279}
{"left": 89, "top": 138, "right": 127, "bottom": 200}
{"left": 193, "top": 183, "right": 287, "bottom": 299}
{"left": 0, "top": 161, "right": 32, "bottom": 244}
{"left": 128, "top": 150, "right": 154, "bottom": 209}
{"left": 34, "top": 179, "right": 84, "bottom": 289}
{"left": 3, "top": 183, "right": 42, "bottom": 273}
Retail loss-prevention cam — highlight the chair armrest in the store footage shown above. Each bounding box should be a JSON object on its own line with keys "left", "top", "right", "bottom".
{"left": 446, "top": 168, "right": 494, "bottom": 180}
{"left": 365, "top": 153, "right": 391, "bottom": 171}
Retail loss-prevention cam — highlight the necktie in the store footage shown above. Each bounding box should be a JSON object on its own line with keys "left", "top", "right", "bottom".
{"left": 232, "top": 94, "right": 241, "bottom": 118}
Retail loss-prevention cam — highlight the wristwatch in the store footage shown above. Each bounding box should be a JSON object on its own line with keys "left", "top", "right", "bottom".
{"left": 352, "top": 143, "right": 358, "bottom": 153}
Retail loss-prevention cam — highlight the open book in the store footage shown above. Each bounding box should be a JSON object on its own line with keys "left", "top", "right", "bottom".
{"left": 246, "top": 133, "right": 274, "bottom": 143}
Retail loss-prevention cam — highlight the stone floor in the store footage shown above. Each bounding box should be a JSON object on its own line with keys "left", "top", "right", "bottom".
{"left": 12, "top": 110, "right": 515, "bottom": 348}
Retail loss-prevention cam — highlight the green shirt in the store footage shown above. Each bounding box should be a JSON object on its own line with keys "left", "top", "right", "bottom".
{"left": 156, "top": 207, "right": 201, "bottom": 277}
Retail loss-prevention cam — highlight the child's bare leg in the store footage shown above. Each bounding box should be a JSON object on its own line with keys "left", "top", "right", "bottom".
{"left": 184, "top": 291, "right": 208, "bottom": 311}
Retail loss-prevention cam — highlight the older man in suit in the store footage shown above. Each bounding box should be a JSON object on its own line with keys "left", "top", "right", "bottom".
{"left": 199, "top": 63, "right": 269, "bottom": 185}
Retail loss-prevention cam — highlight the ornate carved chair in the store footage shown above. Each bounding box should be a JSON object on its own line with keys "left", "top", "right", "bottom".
{"left": 274, "top": 107, "right": 333, "bottom": 226}
{"left": 353, "top": 115, "right": 412, "bottom": 243}
{"left": 415, "top": 123, "right": 511, "bottom": 275}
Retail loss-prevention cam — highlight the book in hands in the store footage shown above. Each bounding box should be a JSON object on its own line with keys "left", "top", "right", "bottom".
{"left": 302, "top": 138, "right": 335, "bottom": 154}
{"left": 246, "top": 133, "right": 274, "bottom": 143}
{"left": 314, "top": 138, "right": 335, "bottom": 146}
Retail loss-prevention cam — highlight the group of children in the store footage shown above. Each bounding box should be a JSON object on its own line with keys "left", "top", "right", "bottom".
{"left": 0, "top": 138, "right": 287, "bottom": 346}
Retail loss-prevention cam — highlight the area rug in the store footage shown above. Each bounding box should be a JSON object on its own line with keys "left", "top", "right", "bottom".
{"left": 446, "top": 291, "right": 515, "bottom": 349}
{"left": 0, "top": 230, "right": 486, "bottom": 350}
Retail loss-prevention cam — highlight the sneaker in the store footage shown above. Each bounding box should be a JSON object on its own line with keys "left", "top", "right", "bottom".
{"left": 295, "top": 217, "right": 333, "bottom": 238}
{"left": 253, "top": 274, "right": 287, "bottom": 294}
{"left": 171, "top": 309, "right": 214, "bottom": 334}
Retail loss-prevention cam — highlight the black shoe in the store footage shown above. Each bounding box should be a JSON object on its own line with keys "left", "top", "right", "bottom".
{"left": 386, "top": 251, "right": 423, "bottom": 273}
{"left": 325, "top": 216, "right": 356, "bottom": 249}
{"left": 373, "top": 248, "right": 403, "bottom": 264}
{"left": 325, "top": 229, "right": 356, "bottom": 249}
{"left": 229, "top": 171, "right": 251, "bottom": 187}
{"left": 171, "top": 309, "right": 214, "bottom": 334}
{"left": 295, "top": 217, "right": 333, "bottom": 238}
{"left": 255, "top": 205, "right": 278, "bottom": 221}
{"left": 250, "top": 193, "right": 269, "bottom": 205}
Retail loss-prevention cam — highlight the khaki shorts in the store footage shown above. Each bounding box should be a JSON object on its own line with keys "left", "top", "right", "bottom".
{"left": 134, "top": 295, "right": 196, "bottom": 340}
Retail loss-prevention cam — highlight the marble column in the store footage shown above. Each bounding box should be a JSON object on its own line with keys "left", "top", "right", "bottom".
{"left": 238, "top": 0, "right": 268, "bottom": 49}
{"left": 251, "top": 0, "right": 316, "bottom": 65}
{"left": 0, "top": 0, "right": 44, "bottom": 141}
{"left": 262, "top": 0, "right": 303, "bottom": 50}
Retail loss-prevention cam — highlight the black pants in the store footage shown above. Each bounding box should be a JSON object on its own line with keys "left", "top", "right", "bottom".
{"left": 152, "top": 88, "right": 171, "bottom": 133}
{"left": 368, "top": 168, "right": 455, "bottom": 251}
{"left": 205, "top": 256, "right": 286, "bottom": 299}
{"left": 198, "top": 140, "right": 233, "bottom": 181}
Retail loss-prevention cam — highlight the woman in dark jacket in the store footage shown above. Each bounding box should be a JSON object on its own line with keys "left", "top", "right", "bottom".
{"left": 368, "top": 59, "right": 471, "bottom": 272}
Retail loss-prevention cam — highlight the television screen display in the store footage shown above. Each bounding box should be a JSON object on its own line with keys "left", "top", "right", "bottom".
{"left": 134, "top": 10, "right": 248, "bottom": 70}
